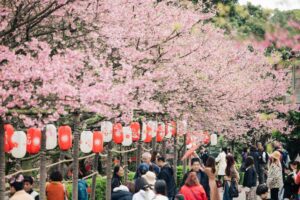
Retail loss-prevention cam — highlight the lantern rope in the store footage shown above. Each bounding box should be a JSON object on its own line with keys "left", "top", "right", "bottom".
{"left": 142, "top": 145, "right": 152, "bottom": 152}
{"left": 110, "top": 147, "right": 137, "bottom": 154}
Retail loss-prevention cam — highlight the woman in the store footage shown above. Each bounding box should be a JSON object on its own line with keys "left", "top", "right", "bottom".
{"left": 111, "top": 165, "right": 124, "bottom": 192}
{"left": 242, "top": 156, "right": 257, "bottom": 200}
{"left": 46, "top": 171, "right": 68, "bottom": 200}
{"left": 153, "top": 180, "right": 169, "bottom": 200}
{"left": 215, "top": 148, "right": 227, "bottom": 184}
{"left": 133, "top": 177, "right": 155, "bottom": 200}
{"left": 201, "top": 157, "right": 220, "bottom": 200}
{"left": 240, "top": 147, "right": 248, "bottom": 172}
{"left": 179, "top": 171, "right": 208, "bottom": 200}
{"left": 267, "top": 151, "right": 283, "bottom": 200}
{"left": 223, "top": 155, "right": 240, "bottom": 200}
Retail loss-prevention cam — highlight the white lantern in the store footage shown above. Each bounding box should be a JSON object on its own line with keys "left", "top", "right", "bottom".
{"left": 101, "top": 121, "right": 113, "bottom": 142}
{"left": 148, "top": 121, "right": 158, "bottom": 137}
{"left": 165, "top": 123, "right": 173, "bottom": 139}
{"left": 122, "top": 127, "right": 132, "bottom": 146}
{"left": 210, "top": 133, "right": 217, "bottom": 146}
{"left": 45, "top": 124, "right": 57, "bottom": 150}
{"left": 11, "top": 131, "right": 27, "bottom": 158}
{"left": 80, "top": 131, "right": 93, "bottom": 153}
{"left": 141, "top": 122, "right": 147, "bottom": 141}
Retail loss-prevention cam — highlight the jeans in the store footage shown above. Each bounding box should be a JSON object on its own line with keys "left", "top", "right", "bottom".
{"left": 223, "top": 181, "right": 233, "bottom": 200}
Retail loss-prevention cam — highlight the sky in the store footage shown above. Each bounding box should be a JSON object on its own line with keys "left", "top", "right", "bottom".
{"left": 239, "top": 0, "right": 300, "bottom": 10}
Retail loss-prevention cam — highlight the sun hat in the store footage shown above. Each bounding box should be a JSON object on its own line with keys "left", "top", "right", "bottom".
{"left": 142, "top": 171, "right": 156, "bottom": 186}
{"left": 270, "top": 151, "right": 281, "bottom": 161}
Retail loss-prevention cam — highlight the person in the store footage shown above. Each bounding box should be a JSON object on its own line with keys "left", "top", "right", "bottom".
{"left": 201, "top": 156, "right": 220, "bottom": 200}
{"left": 215, "top": 147, "right": 227, "bottom": 184}
{"left": 134, "top": 152, "right": 160, "bottom": 179}
{"left": 111, "top": 165, "right": 124, "bottom": 192}
{"left": 9, "top": 174, "right": 34, "bottom": 200}
{"left": 283, "top": 161, "right": 299, "bottom": 200}
{"left": 133, "top": 177, "right": 155, "bottom": 200}
{"left": 181, "top": 158, "right": 210, "bottom": 199}
{"left": 256, "top": 184, "right": 270, "bottom": 200}
{"left": 156, "top": 156, "right": 176, "bottom": 199}
{"left": 267, "top": 151, "right": 283, "bottom": 200}
{"left": 223, "top": 155, "right": 240, "bottom": 200}
{"left": 199, "top": 147, "right": 209, "bottom": 166}
{"left": 23, "top": 176, "right": 39, "bottom": 200}
{"left": 142, "top": 171, "right": 157, "bottom": 189}
{"left": 111, "top": 185, "right": 133, "bottom": 200}
{"left": 134, "top": 163, "right": 149, "bottom": 192}
{"left": 242, "top": 156, "right": 257, "bottom": 200}
{"left": 153, "top": 180, "right": 169, "bottom": 200}
{"left": 240, "top": 147, "right": 248, "bottom": 172}
{"left": 179, "top": 171, "right": 208, "bottom": 200}
{"left": 249, "top": 146, "right": 259, "bottom": 176}
{"left": 257, "top": 143, "right": 269, "bottom": 184}
{"left": 294, "top": 169, "right": 300, "bottom": 200}
{"left": 46, "top": 171, "right": 68, "bottom": 200}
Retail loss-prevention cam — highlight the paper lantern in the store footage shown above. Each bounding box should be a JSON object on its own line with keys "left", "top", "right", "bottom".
{"left": 11, "top": 131, "right": 27, "bottom": 158}
{"left": 210, "top": 133, "right": 217, "bottom": 146}
{"left": 45, "top": 124, "right": 57, "bottom": 150}
{"left": 130, "top": 122, "right": 140, "bottom": 142}
{"left": 143, "top": 124, "right": 152, "bottom": 143}
{"left": 101, "top": 121, "right": 113, "bottom": 143}
{"left": 4, "top": 124, "right": 14, "bottom": 152}
{"left": 122, "top": 127, "right": 132, "bottom": 146}
{"left": 27, "top": 128, "right": 41, "bottom": 154}
{"left": 165, "top": 122, "right": 176, "bottom": 138}
{"left": 186, "top": 133, "right": 192, "bottom": 145}
{"left": 147, "top": 121, "right": 158, "bottom": 137}
{"left": 113, "top": 123, "right": 123, "bottom": 144}
{"left": 203, "top": 131, "right": 210, "bottom": 145}
{"left": 92, "top": 131, "right": 104, "bottom": 153}
{"left": 156, "top": 123, "right": 165, "bottom": 142}
{"left": 58, "top": 125, "right": 72, "bottom": 151}
{"left": 80, "top": 131, "right": 93, "bottom": 153}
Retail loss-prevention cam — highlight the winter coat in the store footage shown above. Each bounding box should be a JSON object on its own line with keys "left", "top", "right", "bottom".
{"left": 181, "top": 170, "right": 210, "bottom": 199}
{"left": 243, "top": 166, "right": 257, "bottom": 188}
{"left": 10, "top": 190, "right": 34, "bottom": 200}
{"left": 215, "top": 151, "right": 226, "bottom": 176}
{"left": 267, "top": 163, "right": 283, "bottom": 189}
{"left": 111, "top": 189, "right": 133, "bottom": 200}
{"left": 27, "top": 189, "right": 39, "bottom": 200}
{"left": 111, "top": 175, "right": 122, "bottom": 192}
{"left": 249, "top": 150, "right": 259, "bottom": 172}
{"left": 157, "top": 164, "right": 176, "bottom": 198}
{"left": 132, "top": 189, "right": 155, "bottom": 200}
{"left": 295, "top": 171, "right": 300, "bottom": 195}
{"left": 283, "top": 172, "right": 298, "bottom": 199}
{"left": 179, "top": 185, "right": 208, "bottom": 200}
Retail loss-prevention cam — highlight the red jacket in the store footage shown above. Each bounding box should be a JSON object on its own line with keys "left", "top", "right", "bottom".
{"left": 179, "top": 185, "right": 208, "bottom": 200}
{"left": 295, "top": 171, "right": 300, "bottom": 195}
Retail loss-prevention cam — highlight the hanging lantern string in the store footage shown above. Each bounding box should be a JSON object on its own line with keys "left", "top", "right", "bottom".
{"left": 142, "top": 145, "right": 152, "bottom": 152}
{"left": 110, "top": 147, "right": 137, "bottom": 154}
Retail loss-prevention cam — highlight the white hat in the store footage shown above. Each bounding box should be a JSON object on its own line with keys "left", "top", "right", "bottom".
{"left": 113, "top": 185, "right": 129, "bottom": 192}
{"left": 142, "top": 171, "right": 156, "bottom": 186}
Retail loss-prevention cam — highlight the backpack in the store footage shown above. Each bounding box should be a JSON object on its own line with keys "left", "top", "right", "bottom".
{"left": 78, "top": 179, "right": 88, "bottom": 200}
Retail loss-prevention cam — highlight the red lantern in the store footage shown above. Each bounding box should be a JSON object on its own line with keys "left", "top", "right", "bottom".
{"left": 58, "top": 125, "right": 72, "bottom": 151}
{"left": 203, "top": 131, "right": 210, "bottom": 145}
{"left": 4, "top": 124, "right": 14, "bottom": 152}
{"left": 156, "top": 123, "right": 165, "bottom": 142}
{"left": 186, "top": 133, "right": 192, "bottom": 145}
{"left": 143, "top": 125, "right": 152, "bottom": 143}
{"left": 130, "top": 122, "right": 140, "bottom": 142}
{"left": 93, "top": 131, "right": 104, "bottom": 153}
{"left": 26, "top": 128, "right": 41, "bottom": 154}
{"left": 113, "top": 123, "right": 123, "bottom": 144}
{"left": 170, "top": 121, "right": 177, "bottom": 136}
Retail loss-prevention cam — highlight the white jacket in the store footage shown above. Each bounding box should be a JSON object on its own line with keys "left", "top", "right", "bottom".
{"left": 152, "top": 194, "right": 169, "bottom": 200}
{"left": 132, "top": 189, "right": 155, "bottom": 200}
{"left": 215, "top": 151, "right": 227, "bottom": 176}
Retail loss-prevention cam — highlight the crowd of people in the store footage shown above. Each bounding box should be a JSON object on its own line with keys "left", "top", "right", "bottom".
{"left": 6, "top": 141, "right": 300, "bottom": 200}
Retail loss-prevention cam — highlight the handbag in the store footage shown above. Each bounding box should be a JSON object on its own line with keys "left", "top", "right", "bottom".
{"left": 229, "top": 179, "right": 239, "bottom": 198}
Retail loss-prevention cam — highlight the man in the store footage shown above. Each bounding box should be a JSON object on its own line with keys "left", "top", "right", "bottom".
{"left": 199, "top": 147, "right": 209, "bottom": 166}
{"left": 156, "top": 156, "right": 176, "bottom": 200}
{"left": 249, "top": 145, "right": 259, "bottom": 174}
{"left": 257, "top": 143, "right": 269, "bottom": 184}
{"left": 181, "top": 158, "right": 210, "bottom": 199}
{"left": 134, "top": 152, "right": 160, "bottom": 179}
{"left": 24, "top": 176, "right": 39, "bottom": 200}
{"left": 9, "top": 174, "right": 34, "bottom": 200}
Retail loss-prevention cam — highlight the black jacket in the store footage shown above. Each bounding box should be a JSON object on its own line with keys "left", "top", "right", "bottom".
{"left": 157, "top": 164, "right": 177, "bottom": 198}
{"left": 243, "top": 166, "right": 257, "bottom": 188}
{"left": 249, "top": 150, "right": 259, "bottom": 172}
{"left": 111, "top": 190, "right": 133, "bottom": 200}
{"left": 181, "top": 170, "right": 210, "bottom": 200}
{"left": 111, "top": 176, "right": 122, "bottom": 192}
{"left": 283, "top": 172, "right": 298, "bottom": 199}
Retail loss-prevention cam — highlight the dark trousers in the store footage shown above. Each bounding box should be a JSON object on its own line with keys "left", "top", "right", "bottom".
{"left": 270, "top": 188, "right": 279, "bottom": 200}
{"left": 258, "top": 164, "right": 266, "bottom": 184}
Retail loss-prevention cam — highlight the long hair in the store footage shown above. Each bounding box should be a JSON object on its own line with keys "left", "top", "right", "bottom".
{"left": 185, "top": 172, "right": 200, "bottom": 187}
{"left": 245, "top": 156, "right": 254, "bottom": 168}
{"left": 206, "top": 156, "right": 216, "bottom": 174}
{"left": 225, "top": 155, "right": 235, "bottom": 176}
{"left": 113, "top": 165, "right": 121, "bottom": 178}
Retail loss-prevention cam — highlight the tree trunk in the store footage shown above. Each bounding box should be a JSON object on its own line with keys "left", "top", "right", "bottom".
{"left": 151, "top": 137, "right": 156, "bottom": 152}
{"left": 123, "top": 147, "right": 128, "bottom": 184}
{"left": 183, "top": 134, "right": 187, "bottom": 174}
{"left": 58, "top": 152, "right": 65, "bottom": 176}
{"left": 72, "top": 113, "right": 81, "bottom": 200}
{"left": 173, "top": 132, "right": 177, "bottom": 185}
{"left": 136, "top": 120, "right": 143, "bottom": 169}
{"left": 0, "top": 118, "right": 5, "bottom": 200}
{"left": 91, "top": 153, "right": 99, "bottom": 200}
{"left": 106, "top": 142, "right": 112, "bottom": 200}
{"left": 39, "top": 128, "right": 47, "bottom": 200}
{"left": 162, "top": 140, "right": 166, "bottom": 158}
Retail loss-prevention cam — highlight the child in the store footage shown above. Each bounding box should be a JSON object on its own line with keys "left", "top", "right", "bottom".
{"left": 256, "top": 184, "right": 270, "bottom": 200}
{"left": 24, "top": 176, "right": 39, "bottom": 200}
{"left": 243, "top": 156, "right": 257, "bottom": 200}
